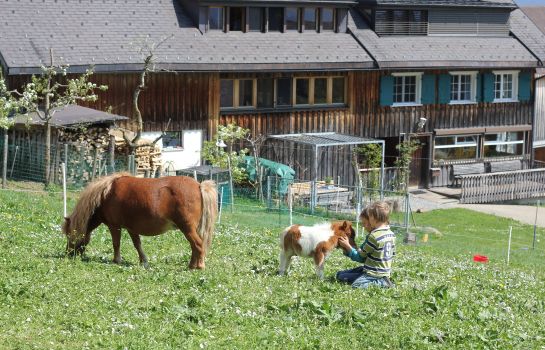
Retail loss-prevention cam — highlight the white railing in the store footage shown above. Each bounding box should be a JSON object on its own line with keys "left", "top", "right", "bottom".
{"left": 459, "top": 169, "right": 545, "bottom": 204}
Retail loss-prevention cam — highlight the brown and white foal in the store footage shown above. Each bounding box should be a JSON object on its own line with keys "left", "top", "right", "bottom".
{"left": 278, "top": 221, "right": 356, "bottom": 279}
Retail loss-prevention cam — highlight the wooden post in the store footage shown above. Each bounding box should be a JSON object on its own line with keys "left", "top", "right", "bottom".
{"left": 109, "top": 135, "right": 115, "bottom": 173}
{"left": 2, "top": 132, "right": 7, "bottom": 189}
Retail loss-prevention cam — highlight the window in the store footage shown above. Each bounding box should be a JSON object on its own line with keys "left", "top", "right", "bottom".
{"left": 162, "top": 131, "right": 182, "bottom": 148}
{"left": 450, "top": 72, "right": 477, "bottom": 103}
{"left": 375, "top": 9, "right": 428, "bottom": 36}
{"left": 268, "top": 7, "right": 284, "bottom": 32}
{"left": 220, "top": 79, "right": 255, "bottom": 109}
{"left": 238, "top": 79, "right": 254, "bottom": 107}
{"left": 276, "top": 78, "right": 292, "bottom": 106}
{"left": 393, "top": 73, "right": 422, "bottom": 105}
{"left": 286, "top": 7, "right": 299, "bottom": 31}
{"left": 303, "top": 8, "right": 317, "bottom": 32}
{"left": 296, "top": 78, "right": 310, "bottom": 105}
{"left": 249, "top": 8, "right": 264, "bottom": 32}
{"left": 221, "top": 76, "right": 346, "bottom": 111}
{"left": 257, "top": 78, "right": 274, "bottom": 108}
{"left": 494, "top": 71, "right": 518, "bottom": 102}
{"left": 321, "top": 8, "right": 334, "bottom": 31}
{"left": 483, "top": 132, "right": 524, "bottom": 157}
{"left": 332, "top": 77, "right": 345, "bottom": 104}
{"left": 434, "top": 135, "right": 478, "bottom": 161}
{"left": 229, "top": 7, "right": 245, "bottom": 31}
{"left": 220, "top": 80, "right": 233, "bottom": 108}
{"left": 209, "top": 7, "right": 224, "bottom": 31}
{"left": 314, "top": 78, "right": 328, "bottom": 104}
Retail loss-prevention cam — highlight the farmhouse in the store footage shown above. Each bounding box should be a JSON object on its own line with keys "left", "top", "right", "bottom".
{"left": 1, "top": 0, "right": 544, "bottom": 188}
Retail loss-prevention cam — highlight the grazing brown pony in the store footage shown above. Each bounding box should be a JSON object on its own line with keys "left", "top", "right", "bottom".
{"left": 62, "top": 173, "right": 217, "bottom": 269}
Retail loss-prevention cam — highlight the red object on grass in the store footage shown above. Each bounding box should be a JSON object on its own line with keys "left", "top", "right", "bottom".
{"left": 473, "top": 255, "right": 489, "bottom": 263}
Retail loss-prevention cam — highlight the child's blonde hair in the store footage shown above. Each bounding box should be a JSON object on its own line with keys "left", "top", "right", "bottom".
{"left": 367, "top": 201, "right": 390, "bottom": 223}
{"left": 359, "top": 207, "right": 370, "bottom": 221}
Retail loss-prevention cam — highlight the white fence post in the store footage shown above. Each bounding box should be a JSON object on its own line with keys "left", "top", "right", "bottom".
{"left": 62, "top": 162, "right": 67, "bottom": 218}
{"left": 507, "top": 226, "right": 513, "bottom": 265}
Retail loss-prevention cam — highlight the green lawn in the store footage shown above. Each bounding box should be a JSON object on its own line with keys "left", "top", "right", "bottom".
{"left": 0, "top": 189, "right": 544, "bottom": 349}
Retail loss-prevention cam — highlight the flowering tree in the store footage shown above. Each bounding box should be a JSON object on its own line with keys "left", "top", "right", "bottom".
{"left": 16, "top": 50, "right": 107, "bottom": 184}
{"left": 0, "top": 76, "right": 18, "bottom": 130}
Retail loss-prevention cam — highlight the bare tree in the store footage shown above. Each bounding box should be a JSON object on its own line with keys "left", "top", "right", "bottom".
{"left": 122, "top": 35, "right": 173, "bottom": 153}
{"left": 246, "top": 133, "right": 266, "bottom": 200}
{"left": 18, "top": 49, "right": 107, "bottom": 184}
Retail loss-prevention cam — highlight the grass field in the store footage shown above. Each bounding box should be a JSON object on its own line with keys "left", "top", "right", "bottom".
{"left": 0, "top": 189, "right": 544, "bottom": 349}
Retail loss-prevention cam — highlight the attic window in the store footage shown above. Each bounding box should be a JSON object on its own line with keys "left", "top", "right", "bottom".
{"left": 321, "top": 8, "right": 334, "bottom": 31}
{"left": 249, "top": 7, "right": 264, "bottom": 32}
{"left": 303, "top": 8, "right": 317, "bottom": 32}
{"left": 209, "top": 7, "right": 224, "bottom": 31}
{"left": 269, "top": 7, "right": 284, "bottom": 32}
{"left": 229, "top": 7, "right": 245, "bottom": 31}
{"left": 375, "top": 9, "right": 428, "bottom": 36}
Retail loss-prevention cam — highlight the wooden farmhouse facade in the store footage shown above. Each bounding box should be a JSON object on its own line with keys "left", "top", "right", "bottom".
{"left": 1, "top": 0, "right": 545, "bottom": 187}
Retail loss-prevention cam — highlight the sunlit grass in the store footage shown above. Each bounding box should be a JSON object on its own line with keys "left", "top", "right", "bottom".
{"left": 0, "top": 189, "right": 544, "bottom": 349}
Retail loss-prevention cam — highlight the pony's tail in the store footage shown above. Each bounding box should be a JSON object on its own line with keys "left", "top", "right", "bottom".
{"left": 198, "top": 180, "right": 218, "bottom": 253}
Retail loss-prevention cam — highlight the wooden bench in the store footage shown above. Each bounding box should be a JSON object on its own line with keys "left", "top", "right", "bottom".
{"left": 452, "top": 163, "right": 486, "bottom": 186}
{"left": 489, "top": 160, "right": 522, "bottom": 173}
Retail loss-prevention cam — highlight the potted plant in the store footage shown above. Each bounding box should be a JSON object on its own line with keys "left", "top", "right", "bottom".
{"left": 324, "top": 176, "right": 334, "bottom": 189}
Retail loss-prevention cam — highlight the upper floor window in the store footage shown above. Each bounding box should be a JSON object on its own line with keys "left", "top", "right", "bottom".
{"left": 249, "top": 8, "right": 264, "bottom": 32}
{"left": 494, "top": 71, "right": 518, "bottom": 102}
{"left": 286, "top": 8, "right": 300, "bottom": 31}
{"left": 303, "top": 8, "right": 317, "bottom": 32}
{"left": 209, "top": 7, "right": 224, "bottom": 31}
{"left": 375, "top": 9, "right": 428, "bottom": 36}
{"left": 229, "top": 7, "right": 245, "bottom": 31}
{"left": 321, "top": 8, "right": 335, "bottom": 31}
{"left": 393, "top": 73, "right": 422, "bottom": 106}
{"left": 268, "top": 7, "right": 284, "bottom": 32}
{"left": 450, "top": 71, "right": 477, "bottom": 103}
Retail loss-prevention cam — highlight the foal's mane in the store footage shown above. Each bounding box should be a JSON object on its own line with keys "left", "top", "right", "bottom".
{"left": 69, "top": 172, "right": 129, "bottom": 235}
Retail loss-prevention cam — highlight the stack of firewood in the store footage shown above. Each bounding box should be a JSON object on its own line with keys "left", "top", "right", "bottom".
{"left": 58, "top": 127, "right": 110, "bottom": 149}
{"left": 110, "top": 129, "right": 162, "bottom": 176}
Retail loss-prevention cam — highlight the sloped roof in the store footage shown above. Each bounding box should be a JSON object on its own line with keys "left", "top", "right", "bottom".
{"left": 0, "top": 0, "right": 373, "bottom": 74}
{"left": 348, "top": 9, "right": 537, "bottom": 68}
{"left": 510, "top": 8, "right": 545, "bottom": 64}
{"left": 520, "top": 6, "right": 545, "bottom": 34}
{"left": 359, "top": 0, "right": 516, "bottom": 8}
{"left": 12, "top": 105, "right": 127, "bottom": 127}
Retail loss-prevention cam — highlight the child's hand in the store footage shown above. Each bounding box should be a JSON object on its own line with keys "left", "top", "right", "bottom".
{"left": 338, "top": 236, "right": 352, "bottom": 253}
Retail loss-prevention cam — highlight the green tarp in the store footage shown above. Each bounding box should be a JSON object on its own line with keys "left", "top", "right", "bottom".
{"left": 241, "top": 156, "right": 295, "bottom": 194}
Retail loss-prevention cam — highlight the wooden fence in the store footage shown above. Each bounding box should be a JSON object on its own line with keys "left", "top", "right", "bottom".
{"left": 459, "top": 168, "right": 545, "bottom": 204}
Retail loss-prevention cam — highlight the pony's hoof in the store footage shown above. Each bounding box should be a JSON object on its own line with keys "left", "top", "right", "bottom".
{"left": 142, "top": 262, "right": 150, "bottom": 269}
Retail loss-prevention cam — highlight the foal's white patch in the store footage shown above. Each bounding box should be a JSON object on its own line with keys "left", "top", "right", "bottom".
{"left": 296, "top": 223, "right": 334, "bottom": 257}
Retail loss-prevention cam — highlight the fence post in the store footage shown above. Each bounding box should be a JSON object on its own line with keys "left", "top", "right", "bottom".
{"left": 2, "top": 132, "right": 7, "bottom": 189}
{"left": 62, "top": 162, "right": 67, "bottom": 218}
{"left": 310, "top": 180, "right": 316, "bottom": 214}
{"left": 405, "top": 191, "right": 410, "bottom": 236}
{"left": 109, "top": 135, "right": 115, "bottom": 173}
{"left": 267, "top": 176, "right": 272, "bottom": 210}
{"left": 288, "top": 184, "right": 293, "bottom": 226}
{"left": 218, "top": 186, "right": 224, "bottom": 224}
{"left": 507, "top": 226, "right": 513, "bottom": 265}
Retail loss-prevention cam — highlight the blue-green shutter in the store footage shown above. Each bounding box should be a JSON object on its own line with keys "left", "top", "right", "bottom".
{"left": 476, "top": 74, "right": 482, "bottom": 102}
{"left": 380, "top": 76, "right": 394, "bottom": 106}
{"left": 421, "top": 74, "right": 436, "bottom": 105}
{"left": 518, "top": 71, "right": 531, "bottom": 102}
{"left": 483, "top": 73, "right": 495, "bottom": 103}
{"left": 438, "top": 74, "right": 451, "bottom": 104}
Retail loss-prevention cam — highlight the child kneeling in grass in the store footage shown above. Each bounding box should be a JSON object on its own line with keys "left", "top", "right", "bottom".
{"left": 337, "top": 201, "right": 395, "bottom": 289}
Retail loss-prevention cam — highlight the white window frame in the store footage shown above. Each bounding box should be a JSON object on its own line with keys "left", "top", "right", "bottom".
{"left": 483, "top": 132, "right": 525, "bottom": 157}
{"left": 434, "top": 134, "right": 479, "bottom": 160}
{"left": 392, "top": 72, "right": 423, "bottom": 107}
{"left": 449, "top": 71, "right": 477, "bottom": 104}
{"left": 493, "top": 70, "right": 519, "bottom": 103}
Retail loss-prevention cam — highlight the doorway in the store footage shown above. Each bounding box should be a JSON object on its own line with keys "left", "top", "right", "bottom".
{"left": 409, "top": 135, "right": 431, "bottom": 188}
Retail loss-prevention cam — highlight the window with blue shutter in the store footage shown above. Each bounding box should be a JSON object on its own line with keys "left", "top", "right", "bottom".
{"left": 380, "top": 75, "right": 394, "bottom": 106}
{"left": 483, "top": 73, "right": 495, "bottom": 102}
{"left": 518, "top": 71, "right": 531, "bottom": 102}
{"left": 421, "top": 75, "right": 436, "bottom": 105}
{"left": 438, "top": 74, "right": 451, "bottom": 104}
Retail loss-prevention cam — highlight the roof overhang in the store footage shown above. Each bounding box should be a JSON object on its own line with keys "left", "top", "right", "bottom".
{"left": 268, "top": 132, "right": 383, "bottom": 147}
{"left": 11, "top": 105, "right": 127, "bottom": 127}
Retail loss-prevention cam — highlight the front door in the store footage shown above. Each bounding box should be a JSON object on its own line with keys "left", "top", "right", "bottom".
{"left": 409, "top": 135, "right": 431, "bottom": 188}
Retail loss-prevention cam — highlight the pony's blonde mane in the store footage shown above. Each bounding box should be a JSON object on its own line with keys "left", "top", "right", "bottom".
{"left": 69, "top": 172, "right": 130, "bottom": 236}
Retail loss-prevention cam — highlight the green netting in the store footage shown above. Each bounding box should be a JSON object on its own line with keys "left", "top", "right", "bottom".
{"left": 241, "top": 156, "right": 295, "bottom": 194}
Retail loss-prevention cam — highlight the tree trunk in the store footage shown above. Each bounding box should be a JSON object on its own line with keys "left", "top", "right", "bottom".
{"left": 45, "top": 122, "right": 51, "bottom": 185}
